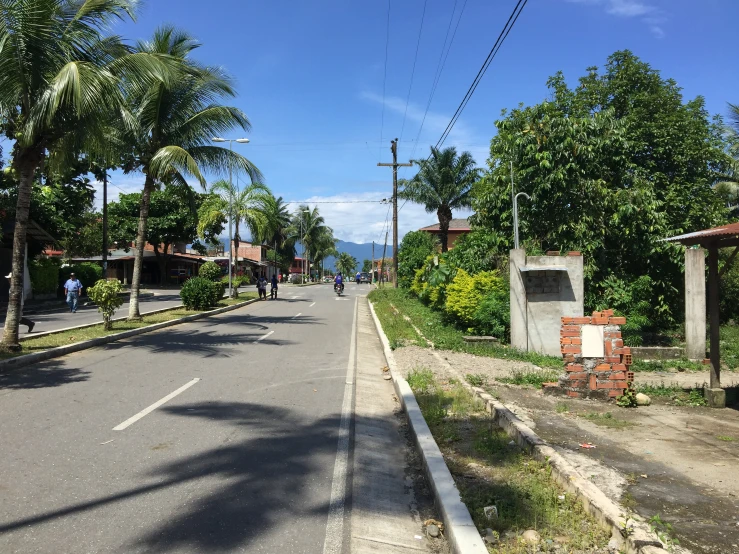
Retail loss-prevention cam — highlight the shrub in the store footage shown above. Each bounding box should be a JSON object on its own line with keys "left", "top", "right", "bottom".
{"left": 445, "top": 269, "right": 506, "bottom": 329}
{"left": 473, "top": 287, "right": 510, "bottom": 339}
{"left": 398, "top": 231, "right": 437, "bottom": 288}
{"left": 87, "top": 279, "right": 124, "bottom": 330}
{"left": 411, "top": 254, "right": 453, "bottom": 309}
{"left": 29, "top": 257, "right": 60, "bottom": 295}
{"left": 590, "top": 274, "right": 655, "bottom": 346}
{"left": 445, "top": 229, "right": 508, "bottom": 275}
{"left": 199, "top": 261, "right": 223, "bottom": 282}
{"left": 60, "top": 263, "right": 103, "bottom": 293}
{"left": 720, "top": 254, "right": 739, "bottom": 323}
{"left": 181, "top": 277, "right": 221, "bottom": 310}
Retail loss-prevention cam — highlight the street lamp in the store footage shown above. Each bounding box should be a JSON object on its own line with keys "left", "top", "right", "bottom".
{"left": 513, "top": 192, "right": 530, "bottom": 250}
{"left": 212, "top": 137, "right": 250, "bottom": 298}
{"left": 300, "top": 208, "right": 310, "bottom": 283}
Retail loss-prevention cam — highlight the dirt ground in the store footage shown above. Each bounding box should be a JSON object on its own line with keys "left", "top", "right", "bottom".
{"left": 393, "top": 346, "right": 739, "bottom": 554}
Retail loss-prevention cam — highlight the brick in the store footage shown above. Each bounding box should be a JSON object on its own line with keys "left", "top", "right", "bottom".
{"left": 566, "top": 363, "right": 584, "bottom": 372}
{"left": 605, "top": 341, "right": 613, "bottom": 356}
{"left": 561, "top": 345, "right": 581, "bottom": 354}
{"left": 589, "top": 374, "right": 597, "bottom": 390}
{"left": 608, "top": 372, "right": 626, "bottom": 380}
{"left": 602, "top": 309, "right": 615, "bottom": 317}
{"left": 561, "top": 325, "right": 580, "bottom": 333}
{"left": 547, "top": 250, "right": 561, "bottom": 256}
{"left": 613, "top": 338, "right": 624, "bottom": 348}
{"left": 596, "top": 381, "right": 616, "bottom": 389}
{"left": 626, "top": 371, "right": 635, "bottom": 382}
{"left": 571, "top": 337, "right": 582, "bottom": 345}
{"left": 542, "top": 382, "right": 559, "bottom": 388}
{"left": 702, "top": 358, "right": 711, "bottom": 365}
{"left": 591, "top": 317, "right": 609, "bottom": 325}
{"left": 594, "top": 363, "right": 611, "bottom": 371}
{"left": 567, "top": 251, "right": 582, "bottom": 256}
{"left": 569, "top": 372, "right": 588, "bottom": 380}
{"left": 572, "top": 317, "right": 592, "bottom": 324}
{"left": 613, "top": 348, "right": 627, "bottom": 356}
{"left": 561, "top": 337, "right": 572, "bottom": 345}
{"left": 570, "top": 380, "right": 586, "bottom": 389}
{"left": 604, "top": 356, "right": 622, "bottom": 363}
{"left": 604, "top": 331, "right": 622, "bottom": 339}
{"left": 567, "top": 391, "right": 581, "bottom": 398}
{"left": 623, "top": 353, "right": 633, "bottom": 366}
{"left": 592, "top": 311, "right": 603, "bottom": 317}
{"left": 561, "top": 330, "right": 580, "bottom": 338}
{"left": 563, "top": 354, "right": 576, "bottom": 363}
{"left": 608, "top": 389, "right": 622, "bottom": 398}
{"left": 609, "top": 317, "right": 627, "bottom": 325}
{"left": 611, "top": 364, "right": 627, "bottom": 371}
{"left": 613, "top": 381, "right": 628, "bottom": 389}
{"left": 561, "top": 317, "right": 575, "bottom": 324}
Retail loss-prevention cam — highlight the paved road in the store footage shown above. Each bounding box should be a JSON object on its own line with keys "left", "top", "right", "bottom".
{"left": 0, "top": 283, "right": 374, "bottom": 553}
{"left": 0, "top": 289, "right": 185, "bottom": 339}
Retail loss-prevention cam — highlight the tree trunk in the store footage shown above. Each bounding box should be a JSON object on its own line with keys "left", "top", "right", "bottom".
{"left": 2, "top": 151, "right": 43, "bottom": 349}
{"left": 437, "top": 204, "right": 453, "bottom": 253}
{"left": 154, "top": 243, "right": 169, "bottom": 285}
{"left": 233, "top": 222, "right": 240, "bottom": 297}
{"left": 128, "top": 175, "right": 155, "bottom": 320}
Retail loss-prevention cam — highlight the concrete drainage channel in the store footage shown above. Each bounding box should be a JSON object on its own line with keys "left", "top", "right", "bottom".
{"left": 367, "top": 300, "right": 682, "bottom": 554}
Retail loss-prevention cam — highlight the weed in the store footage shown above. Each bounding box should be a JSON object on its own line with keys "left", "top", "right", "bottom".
{"left": 638, "top": 383, "right": 708, "bottom": 406}
{"left": 407, "top": 368, "right": 435, "bottom": 393}
{"left": 674, "top": 389, "right": 707, "bottom": 407}
{"left": 498, "top": 368, "right": 561, "bottom": 388}
{"left": 649, "top": 514, "right": 680, "bottom": 551}
{"left": 636, "top": 383, "right": 683, "bottom": 397}
{"left": 716, "top": 435, "right": 735, "bottom": 442}
{"left": 621, "top": 491, "right": 638, "bottom": 511}
{"left": 616, "top": 385, "right": 638, "bottom": 407}
{"left": 465, "top": 373, "right": 487, "bottom": 387}
{"left": 581, "top": 412, "right": 634, "bottom": 429}
{"left": 631, "top": 358, "right": 702, "bottom": 373}
{"left": 555, "top": 402, "right": 570, "bottom": 413}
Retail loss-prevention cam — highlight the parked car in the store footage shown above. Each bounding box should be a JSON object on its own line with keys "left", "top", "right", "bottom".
{"left": 359, "top": 272, "right": 371, "bottom": 284}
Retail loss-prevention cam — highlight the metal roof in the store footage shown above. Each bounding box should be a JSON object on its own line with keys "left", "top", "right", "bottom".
{"left": 662, "top": 222, "right": 739, "bottom": 246}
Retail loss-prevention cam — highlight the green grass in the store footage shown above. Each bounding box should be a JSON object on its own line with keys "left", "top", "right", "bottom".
{"left": 719, "top": 324, "right": 739, "bottom": 370}
{"left": 555, "top": 402, "right": 570, "bottom": 413}
{"left": 0, "top": 295, "right": 257, "bottom": 360}
{"left": 369, "top": 288, "right": 562, "bottom": 368}
{"left": 716, "top": 435, "right": 735, "bottom": 442}
{"left": 498, "top": 368, "right": 561, "bottom": 388}
{"left": 630, "top": 358, "right": 703, "bottom": 372}
{"left": 370, "top": 294, "right": 427, "bottom": 349}
{"left": 635, "top": 383, "right": 707, "bottom": 406}
{"left": 407, "top": 372, "right": 610, "bottom": 553}
{"left": 581, "top": 411, "right": 634, "bottom": 429}
{"left": 465, "top": 373, "right": 487, "bottom": 387}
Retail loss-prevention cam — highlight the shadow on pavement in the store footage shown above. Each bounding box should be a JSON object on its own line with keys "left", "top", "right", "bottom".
{"left": 0, "top": 361, "right": 90, "bottom": 390}
{"left": 200, "top": 312, "right": 324, "bottom": 328}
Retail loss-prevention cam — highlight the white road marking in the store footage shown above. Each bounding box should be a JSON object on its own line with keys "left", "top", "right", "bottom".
{"left": 255, "top": 330, "right": 274, "bottom": 342}
{"left": 113, "top": 378, "right": 200, "bottom": 431}
{"left": 293, "top": 313, "right": 302, "bottom": 319}
{"left": 309, "top": 302, "right": 316, "bottom": 308}
{"left": 100, "top": 439, "right": 115, "bottom": 445}
{"left": 322, "top": 297, "right": 357, "bottom": 554}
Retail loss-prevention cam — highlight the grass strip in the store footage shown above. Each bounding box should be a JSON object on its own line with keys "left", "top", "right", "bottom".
{"left": 406, "top": 369, "right": 610, "bottom": 552}
{"left": 0, "top": 294, "right": 257, "bottom": 361}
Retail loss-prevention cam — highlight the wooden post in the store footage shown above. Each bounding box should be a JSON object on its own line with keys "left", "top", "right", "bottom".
{"left": 708, "top": 243, "right": 721, "bottom": 388}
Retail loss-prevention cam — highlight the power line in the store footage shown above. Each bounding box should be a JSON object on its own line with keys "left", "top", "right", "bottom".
{"left": 285, "top": 200, "right": 389, "bottom": 204}
{"left": 399, "top": 0, "right": 428, "bottom": 142}
{"left": 379, "top": 0, "right": 391, "bottom": 161}
{"left": 433, "top": 0, "right": 528, "bottom": 150}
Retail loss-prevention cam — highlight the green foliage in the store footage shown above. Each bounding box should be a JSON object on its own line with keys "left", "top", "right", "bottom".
{"left": 473, "top": 289, "right": 511, "bottom": 340}
{"left": 87, "top": 279, "right": 124, "bottom": 330}
{"left": 61, "top": 263, "right": 102, "bottom": 291}
{"left": 720, "top": 253, "right": 739, "bottom": 323}
{"left": 181, "top": 277, "right": 222, "bottom": 310}
{"left": 465, "top": 373, "right": 487, "bottom": 387}
{"left": 472, "top": 50, "right": 731, "bottom": 334}
{"left": 362, "top": 259, "right": 372, "bottom": 273}
{"left": 410, "top": 254, "right": 454, "bottom": 309}
{"left": 29, "top": 257, "right": 60, "bottom": 295}
{"left": 446, "top": 229, "right": 508, "bottom": 275}
{"left": 397, "top": 230, "right": 437, "bottom": 288}
{"left": 590, "top": 274, "right": 655, "bottom": 346}
{"left": 335, "top": 252, "right": 358, "bottom": 276}
{"left": 407, "top": 368, "right": 435, "bottom": 393}
{"left": 199, "top": 261, "right": 223, "bottom": 282}
{"left": 498, "top": 368, "right": 560, "bottom": 388}
{"left": 445, "top": 269, "right": 506, "bottom": 329}
{"left": 616, "top": 384, "right": 638, "bottom": 408}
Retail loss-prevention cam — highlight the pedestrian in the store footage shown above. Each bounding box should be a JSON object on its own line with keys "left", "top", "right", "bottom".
{"left": 4, "top": 273, "right": 34, "bottom": 333}
{"left": 257, "top": 273, "right": 268, "bottom": 300}
{"left": 270, "top": 273, "right": 278, "bottom": 300}
{"left": 64, "top": 272, "right": 83, "bottom": 313}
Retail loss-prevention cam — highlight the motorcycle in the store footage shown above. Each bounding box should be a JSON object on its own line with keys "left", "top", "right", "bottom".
{"left": 334, "top": 282, "right": 344, "bottom": 296}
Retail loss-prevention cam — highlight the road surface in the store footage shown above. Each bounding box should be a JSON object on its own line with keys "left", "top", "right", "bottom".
{"left": 0, "top": 283, "right": 376, "bottom": 553}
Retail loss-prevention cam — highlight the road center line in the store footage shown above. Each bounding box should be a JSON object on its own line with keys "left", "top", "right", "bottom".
{"left": 255, "top": 330, "right": 274, "bottom": 342}
{"left": 113, "top": 378, "right": 200, "bottom": 431}
{"left": 322, "top": 296, "right": 357, "bottom": 554}
{"left": 309, "top": 302, "right": 316, "bottom": 308}
{"left": 293, "top": 313, "right": 302, "bottom": 319}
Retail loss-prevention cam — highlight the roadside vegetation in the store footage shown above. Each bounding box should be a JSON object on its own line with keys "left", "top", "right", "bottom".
{"left": 406, "top": 369, "right": 611, "bottom": 552}
{"left": 635, "top": 383, "right": 708, "bottom": 407}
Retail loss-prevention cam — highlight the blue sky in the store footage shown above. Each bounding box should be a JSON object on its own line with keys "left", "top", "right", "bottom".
{"left": 75, "top": 0, "right": 739, "bottom": 242}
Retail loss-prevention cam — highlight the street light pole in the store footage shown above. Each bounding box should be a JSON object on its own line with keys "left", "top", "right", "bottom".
{"left": 212, "top": 137, "right": 249, "bottom": 298}
{"left": 513, "top": 192, "right": 530, "bottom": 250}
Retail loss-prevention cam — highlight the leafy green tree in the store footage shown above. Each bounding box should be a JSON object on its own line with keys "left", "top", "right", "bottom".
{"left": 0, "top": 0, "right": 170, "bottom": 347}
{"left": 312, "top": 227, "right": 338, "bottom": 279}
{"left": 397, "top": 230, "right": 437, "bottom": 288}
{"left": 472, "top": 50, "right": 731, "bottom": 328}
{"left": 87, "top": 279, "right": 124, "bottom": 331}
{"left": 362, "top": 259, "right": 373, "bottom": 273}
{"left": 336, "top": 252, "right": 358, "bottom": 276}
{"left": 119, "top": 27, "right": 261, "bottom": 319}
{"left": 399, "top": 146, "right": 480, "bottom": 252}
{"left": 290, "top": 205, "right": 329, "bottom": 272}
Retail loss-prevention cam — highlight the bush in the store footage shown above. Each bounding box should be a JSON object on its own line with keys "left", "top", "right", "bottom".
{"left": 410, "top": 254, "right": 453, "bottom": 309}
{"left": 181, "top": 277, "right": 223, "bottom": 310}
{"left": 398, "top": 231, "right": 437, "bottom": 288}
{"left": 720, "top": 255, "right": 739, "bottom": 323}
{"left": 473, "top": 287, "right": 510, "bottom": 339}
{"left": 445, "top": 269, "right": 506, "bottom": 329}
{"left": 199, "top": 261, "right": 223, "bottom": 282}
{"left": 29, "top": 257, "right": 60, "bottom": 295}
{"left": 60, "top": 263, "right": 103, "bottom": 293}
{"left": 87, "top": 279, "right": 124, "bottom": 330}
{"left": 590, "top": 274, "right": 655, "bottom": 346}
{"left": 445, "top": 229, "right": 508, "bottom": 275}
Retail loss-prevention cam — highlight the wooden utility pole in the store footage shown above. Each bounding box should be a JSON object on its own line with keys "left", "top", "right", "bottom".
{"left": 372, "top": 241, "right": 375, "bottom": 284}
{"left": 378, "top": 138, "right": 412, "bottom": 288}
{"left": 380, "top": 231, "right": 389, "bottom": 286}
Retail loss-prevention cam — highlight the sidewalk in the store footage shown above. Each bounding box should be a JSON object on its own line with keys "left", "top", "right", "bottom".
{"left": 350, "top": 298, "right": 446, "bottom": 553}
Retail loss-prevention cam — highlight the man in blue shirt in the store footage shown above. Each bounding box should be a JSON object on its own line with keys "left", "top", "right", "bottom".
{"left": 64, "top": 272, "right": 83, "bottom": 313}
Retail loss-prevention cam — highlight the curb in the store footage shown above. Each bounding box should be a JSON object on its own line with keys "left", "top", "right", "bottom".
{"left": 367, "top": 300, "right": 487, "bottom": 554}
{"left": 18, "top": 304, "right": 184, "bottom": 342}
{"left": 379, "top": 302, "right": 674, "bottom": 554}
{"left": 0, "top": 298, "right": 259, "bottom": 372}
{"left": 21, "top": 292, "right": 155, "bottom": 315}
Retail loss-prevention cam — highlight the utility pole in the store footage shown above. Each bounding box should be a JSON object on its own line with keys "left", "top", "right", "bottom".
{"left": 378, "top": 138, "right": 412, "bottom": 288}
{"left": 372, "top": 241, "right": 375, "bottom": 284}
{"left": 380, "top": 230, "right": 389, "bottom": 286}
{"left": 102, "top": 170, "right": 108, "bottom": 277}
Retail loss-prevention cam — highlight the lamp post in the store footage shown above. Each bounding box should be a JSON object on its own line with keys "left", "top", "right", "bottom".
{"left": 212, "top": 137, "right": 249, "bottom": 298}
{"left": 299, "top": 208, "right": 310, "bottom": 283}
{"left": 513, "top": 192, "right": 530, "bottom": 250}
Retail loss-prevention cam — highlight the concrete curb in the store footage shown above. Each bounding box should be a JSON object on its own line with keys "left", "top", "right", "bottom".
{"left": 21, "top": 292, "right": 154, "bottom": 315}
{"left": 367, "top": 300, "right": 487, "bottom": 554}
{"left": 0, "top": 298, "right": 259, "bottom": 372}
{"left": 19, "top": 304, "right": 184, "bottom": 342}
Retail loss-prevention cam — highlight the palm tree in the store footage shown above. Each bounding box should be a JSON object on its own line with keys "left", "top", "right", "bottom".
{"left": 0, "top": 0, "right": 173, "bottom": 348}
{"left": 719, "top": 103, "right": 739, "bottom": 218}
{"left": 206, "top": 179, "right": 271, "bottom": 292}
{"left": 290, "top": 205, "right": 327, "bottom": 278}
{"left": 121, "top": 27, "right": 262, "bottom": 318}
{"left": 312, "top": 227, "right": 338, "bottom": 279}
{"left": 399, "top": 146, "right": 480, "bottom": 252}
{"left": 336, "top": 252, "right": 358, "bottom": 277}
{"left": 257, "top": 195, "right": 295, "bottom": 274}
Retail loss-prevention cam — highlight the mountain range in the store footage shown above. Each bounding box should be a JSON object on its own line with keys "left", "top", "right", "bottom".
{"left": 325, "top": 240, "right": 379, "bottom": 271}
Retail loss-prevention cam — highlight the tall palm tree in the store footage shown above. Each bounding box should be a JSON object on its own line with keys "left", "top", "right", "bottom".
{"left": 312, "top": 226, "right": 338, "bottom": 279}
{"left": 399, "top": 146, "right": 480, "bottom": 252}
{"left": 290, "top": 205, "right": 326, "bottom": 276}
{"left": 0, "top": 0, "right": 173, "bottom": 348}
{"left": 207, "top": 178, "right": 271, "bottom": 291}
{"left": 336, "top": 252, "right": 358, "bottom": 277}
{"left": 121, "top": 27, "right": 262, "bottom": 319}
{"left": 256, "top": 195, "right": 294, "bottom": 274}
{"left": 719, "top": 103, "right": 739, "bottom": 218}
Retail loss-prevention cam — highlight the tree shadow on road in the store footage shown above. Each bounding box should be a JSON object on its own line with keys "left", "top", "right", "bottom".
{"left": 200, "top": 312, "right": 325, "bottom": 328}
{"left": 0, "top": 361, "right": 90, "bottom": 390}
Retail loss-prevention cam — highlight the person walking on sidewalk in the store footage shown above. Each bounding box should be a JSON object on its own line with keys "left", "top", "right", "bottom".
{"left": 64, "top": 272, "right": 83, "bottom": 313}
{"left": 4, "top": 273, "right": 34, "bottom": 333}
{"left": 270, "top": 273, "right": 278, "bottom": 300}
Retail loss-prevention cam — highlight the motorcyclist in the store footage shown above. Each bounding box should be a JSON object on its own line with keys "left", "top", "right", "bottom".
{"left": 355, "top": 271, "right": 361, "bottom": 285}
{"left": 334, "top": 272, "right": 344, "bottom": 293}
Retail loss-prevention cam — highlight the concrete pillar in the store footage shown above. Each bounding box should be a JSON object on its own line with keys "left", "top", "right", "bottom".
{"left": 510, "top": 249, "right": 527, "bottom": 351}
{"left": 685, "top": 248, "right": 706, "bottom": 360}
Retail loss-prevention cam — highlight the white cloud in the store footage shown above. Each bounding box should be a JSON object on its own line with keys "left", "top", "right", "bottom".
{"left": 566, "top": 0, "right": 666, "bottom": 36}
{"left": 649, "top": 25, "right": 665, "bottom": 38}
{"left": 605, "top": 0, "right": 654, "bottom": 17}
{"left": 287, "top": 191, "right": 472, "bottom": 245}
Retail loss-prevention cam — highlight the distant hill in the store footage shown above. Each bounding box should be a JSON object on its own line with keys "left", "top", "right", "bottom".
{"left": 325, "top": 240, "right": 378, "bottom": 271}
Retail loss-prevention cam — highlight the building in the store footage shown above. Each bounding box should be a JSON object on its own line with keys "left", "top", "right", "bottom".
{"left": 418, "top": 218, "right": 471, "bottom": 249}
{"left": 232, "top": 241, "right": 279, "bottom": 280}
